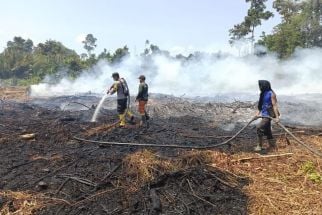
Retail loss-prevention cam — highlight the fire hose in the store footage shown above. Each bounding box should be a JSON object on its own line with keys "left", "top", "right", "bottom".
{"left": 73, "top": 116, "right": 322, "bottom": 158}
{"left": 273, "top": 119, "right": 322, "bottom": 157}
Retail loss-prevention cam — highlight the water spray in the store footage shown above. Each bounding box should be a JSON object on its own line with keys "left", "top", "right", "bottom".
{"left": 91, "top": 94, "right": 108, "bottom": 122}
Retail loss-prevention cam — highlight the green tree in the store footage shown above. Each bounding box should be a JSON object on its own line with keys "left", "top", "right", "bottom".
{"left": 0, "top": 37, "right": 34, "bottom": 80}
{"left": 0, "top": 37, "right": 84, "bottom": 84}
{"left": 301, "top": 0, "right": 322, "bottom": 47}
{"left": 259, "top": 0, "right": 322, "bottom": 58}
{"left": 273, "top": 0, "right": 302, "bottom": 23}
{"left": 97, "top": 48, "right": 113, "bottom": 62}
{"left": 229, "top": 0, "right": 274, "bottom": 50}
{"left": 258, "top": 15, "right": 305, "bottom": 58}
{"left": 111, "top": 46, "right": 129, "bottom": 64}
{"left": 7, "top": 36, "right": 33, "bottom": 53}
{"left": 82, "top": 34, "right": 97, "bottom": 55}
{"left": 33, "top": 40, "right": 82, "bottom": 79}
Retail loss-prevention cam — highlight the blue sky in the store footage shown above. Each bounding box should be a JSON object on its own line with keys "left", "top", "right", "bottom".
{"left": 0, "top": 0, "right": 280, "bottom": 55}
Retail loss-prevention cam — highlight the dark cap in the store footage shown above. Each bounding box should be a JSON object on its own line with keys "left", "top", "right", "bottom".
{"left": 112, "top": 72, "right": 119, "bottom": 78}
{"left": 138, "top": 75, "right": 146, "bottom": 80}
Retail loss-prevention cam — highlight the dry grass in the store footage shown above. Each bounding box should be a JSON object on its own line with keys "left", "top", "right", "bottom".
{"left": 0, "top": 87, "right": 29, "bottom": 101}
{"left": 225, "top": 135, "right": 322, "bottom": 215}
{"left": 122, "top": 150, "right": 177, "bottom": 190}
{"left": 0, "top": 191, "right": 71, "bottom": 215}
{"left": 84, "top": 122, "right": 119, "bottom": 137}
{"left": 178, "top": 150, "right": 230, "bottom": 168}
{"left": 121, "top": 149, "right": 231, "bottom": 191}
{"left": 121, "top": 135, "right": 322, "bottom": 214}
{"left": 0, "top": 191, "right": 45, "bottom": 215}
{"left": 0, "top": 138, "right": 9, "bottom": 144}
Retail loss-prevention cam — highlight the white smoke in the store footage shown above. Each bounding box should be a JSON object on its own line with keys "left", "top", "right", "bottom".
{"left": 31, "top": 47, "right": 322, "bottom": 97}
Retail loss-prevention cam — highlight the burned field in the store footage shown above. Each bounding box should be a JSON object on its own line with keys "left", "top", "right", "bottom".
{"left": 1, "top": 92, "right": 322, "bottom": 214}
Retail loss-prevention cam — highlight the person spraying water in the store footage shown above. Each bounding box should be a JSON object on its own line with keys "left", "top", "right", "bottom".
{"left": 106, "top": 72, "right": 134, "bottom": 127}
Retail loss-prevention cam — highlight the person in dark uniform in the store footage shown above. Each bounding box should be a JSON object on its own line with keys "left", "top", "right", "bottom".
{"left": 135, "top": 75, "right": 149, "bottom": 126}
{"left": 255, "top": 80, "right": 280, "bottom": 152}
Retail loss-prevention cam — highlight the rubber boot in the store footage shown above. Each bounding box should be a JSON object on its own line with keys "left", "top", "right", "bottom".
{"left": 119, "top": 114, "right": 126, "bottom": 127}
{"left": 145, "top": 111, "right": 150, "bottom": 121}
{"left": 267, "top": 139, "right": 277, "bottom": 152}
{"left": 127, "top": 110, "right": 135, "bottom": 124}
{"left": 144, "top": 111, "right": 150, "bottom": 128}
{"left": 130, "top": 115, "right": 135, "bottom": 123}
{"left": 140, "top": 115, "right": 147, "bottom": 127}
{"left": 254, "top": 136, "right": 263, "bottom": 152}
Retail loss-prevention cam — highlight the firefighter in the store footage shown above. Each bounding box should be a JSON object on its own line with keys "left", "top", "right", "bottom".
{"left": 107, "top": 72, "right": 134, "bottom": 127}
{"left": 135, "top": 75, "right": 149, "bottom": 127}
{"left": 255, "top": 80, "right": 280, "bottom": 153}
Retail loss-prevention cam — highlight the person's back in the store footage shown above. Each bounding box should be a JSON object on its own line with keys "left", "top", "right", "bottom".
{"left": 260, "top": 90, "right": 273, "bottom": 117}
{"left": 107, "top": 73, "right": 133, "bottom": 127}
{"left": 113, "top": 78, "right": 128, "bottom": 100}
{"left": 137, "top": 82, "right": 148, "bottom": 101}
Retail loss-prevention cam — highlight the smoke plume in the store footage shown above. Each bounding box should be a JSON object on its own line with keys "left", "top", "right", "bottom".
{"left": 31, "top": 47, "right": 322, "bottom": 98}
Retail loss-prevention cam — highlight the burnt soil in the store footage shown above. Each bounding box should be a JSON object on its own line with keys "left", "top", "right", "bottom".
{"left": 1, "top": 94, "right": 322, "bottom": 215}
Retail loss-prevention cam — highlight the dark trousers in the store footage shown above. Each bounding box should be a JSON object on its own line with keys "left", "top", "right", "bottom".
{"left": 256, "top": 118, "right": 273, "bottom": 139}
{"left": 117, "top": 98, "right": 127, "bottom": 114}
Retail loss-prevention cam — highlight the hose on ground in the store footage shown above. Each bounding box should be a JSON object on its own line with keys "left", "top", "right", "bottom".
{"left": 73, "top": 116, "right": 322, "bottom": 158}
{"left": 73, "top": 116, "right": 257, "bottom": 149}
{"left": 275, "top": 120, "right": 322, "bottom": 158}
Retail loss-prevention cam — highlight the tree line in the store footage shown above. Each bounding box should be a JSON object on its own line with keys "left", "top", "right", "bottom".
{"left": 0, "top": 34, "right": 133, "bottom": 85}
{"left": 1, "top": 0, "right": 322, "bottom": 85}
{"left": 0, "top": 36, "right": 205, "bottom": 86}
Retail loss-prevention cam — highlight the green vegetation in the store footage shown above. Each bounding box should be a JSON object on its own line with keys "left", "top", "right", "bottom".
{"left": 232, "top": 0, "right": 322, "bottom": 58}
{"left": 0, "top": 34, "right": 183, "bottom": 86}
{"left": 0, "top": 34, "right": 131, "bottom": 86}
{"left": 258, "top": 0, "right": 322, "bottom": 58}
{"left": 229, "top": 0, "right": 274, "bottom": 47}
{"left": 300, "top": 161, "right": 322, "bottom": 183}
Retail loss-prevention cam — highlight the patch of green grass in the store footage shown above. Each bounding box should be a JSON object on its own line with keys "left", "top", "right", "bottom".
{"left": 300, "top": 161, "right": 322, "bottom": 183}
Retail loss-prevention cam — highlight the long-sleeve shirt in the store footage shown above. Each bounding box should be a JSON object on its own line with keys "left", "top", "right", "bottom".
{"left": 136, "top": 82, "right": 148, "bottom": 101}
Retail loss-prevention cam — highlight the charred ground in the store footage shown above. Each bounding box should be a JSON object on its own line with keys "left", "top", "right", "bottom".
{"left": 0, "top": 90, "right": 322, "bottom": 214}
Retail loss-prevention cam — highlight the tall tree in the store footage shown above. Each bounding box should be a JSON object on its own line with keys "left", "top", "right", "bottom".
{"left": 229, "top": 0, "right": 274, "bottom": 50}
{"left": 82, "top": 34, "right": 97, "bottom": 55}
{"left": 1, "top": 37, "right": 34, "bottom": 80}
